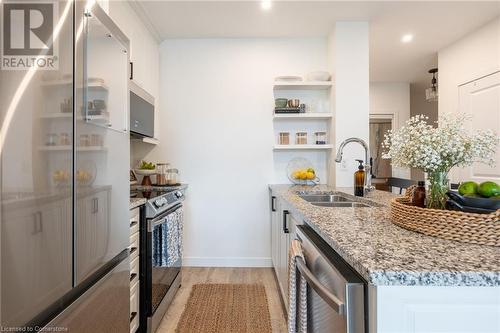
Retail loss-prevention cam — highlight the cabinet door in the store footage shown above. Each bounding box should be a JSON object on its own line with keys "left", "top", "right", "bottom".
{"left": 1, "top": 199, "right": 72, "bottom": 326}
{"left": 1, "top": 208, "right": 39, "bottom": 325}
{"left": 273, "top": 197, "right": 282, "bottom": 278}
{"left": 76, "top": 195, "right": 93, "bottom": 281}
{"left": 37, "top": 199, "right": 72, "bottom": 309}
{"left": 278, "top": 208, "right": 291, "bottom": 309}
{"left": 94, "top": 190, "right": 109, "bottom": 262}
{"left": 76, "top": 190, "right": 109, "bottom": 282}
{"left": 270, "top": 193, "right": 278, "bottom": 269}
{"left": 289, "top": 214, "right": 300, "bottom": 240}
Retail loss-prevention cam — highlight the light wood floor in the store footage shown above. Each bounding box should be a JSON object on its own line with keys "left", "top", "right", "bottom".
{"left": 156, "top": 267, "right": 287, "bottom": 333}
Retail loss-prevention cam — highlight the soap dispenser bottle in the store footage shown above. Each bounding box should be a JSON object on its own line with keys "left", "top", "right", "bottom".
{"left": 354, "top": 159, "right": 365, "bottom": 197}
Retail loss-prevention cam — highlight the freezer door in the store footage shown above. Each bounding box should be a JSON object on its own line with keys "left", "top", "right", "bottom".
{"left": 44, "top": 253, "right": 130, "bottom": 332}
{"left": 0, "top": 0, "right": 74, "bottom": 328}
{"left": 74, "top": 2, "right": 130, "bottom": 284}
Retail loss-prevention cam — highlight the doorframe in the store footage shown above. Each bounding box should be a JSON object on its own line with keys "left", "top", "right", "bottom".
{"left": 369, "top": 112, "right": 397, "bottom": 130}
{"left": 369, "top": 112, "right": 396, "bottom": 181}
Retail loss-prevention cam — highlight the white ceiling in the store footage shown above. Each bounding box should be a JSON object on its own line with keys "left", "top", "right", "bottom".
{"left": 133, "top": 1, "right": 500, "bottom": 84}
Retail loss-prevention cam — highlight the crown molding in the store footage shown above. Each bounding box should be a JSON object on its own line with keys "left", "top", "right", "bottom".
{"left": 127, "top": 0, "right": 162, "bottom": 44}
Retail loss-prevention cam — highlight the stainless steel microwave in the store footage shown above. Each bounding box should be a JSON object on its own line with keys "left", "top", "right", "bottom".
{"left": 130, "top": 81, "right": 155, "bottom": 138}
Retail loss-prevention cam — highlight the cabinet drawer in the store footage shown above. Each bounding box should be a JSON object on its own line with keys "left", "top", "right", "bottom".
{"left": 130, "top": 255, "right": 139, "bottom": 287}
{"left": 130, "top": 208, "right": 140, "bottom": 235}
{"left": 129, "top": 232, "right": 139, "bottom": 259}
{"left": 130, "top": 207, "right": 140, "bottom": 219}
{"left": 130, "top": 312, "right": 139, "bottom": 333}
{"left": 130, "top": 280, "right": 139, "bottom": 333}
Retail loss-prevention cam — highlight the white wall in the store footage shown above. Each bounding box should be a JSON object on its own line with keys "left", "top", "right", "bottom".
{"left": 370, "top": 82, "right": 411, "bottom": 179}
{"left": 439, "top": 17, "right": 500, "bottom": 115}
{"left": 410, "top": 83, "right": 438, "bottom": 125}
{"left": 155, "top": 38, "right": 328, "bottom": 267}
{"left": 335, "top": 22, "right": 370, "bottom": 187}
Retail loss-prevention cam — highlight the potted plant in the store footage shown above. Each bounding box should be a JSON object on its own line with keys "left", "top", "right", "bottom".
{"left": 382, "top": 114, "right": 498, "bottom": 209}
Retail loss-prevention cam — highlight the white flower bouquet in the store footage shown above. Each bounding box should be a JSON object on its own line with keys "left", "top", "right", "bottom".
{"left": 382, "top": 114, "right": 498, "bottom": 209}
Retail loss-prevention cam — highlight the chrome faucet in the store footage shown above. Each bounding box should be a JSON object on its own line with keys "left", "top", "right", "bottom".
{"left": 335, "top": 137, "right": 375, "bottom": 192}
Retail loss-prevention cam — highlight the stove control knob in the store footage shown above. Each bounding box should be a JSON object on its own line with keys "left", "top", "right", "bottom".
{"left": 162, "top": 197, "right": 168, "bottom": 205}
{"left": 175, "top": 191, "right": 183, "bottom": 198}
{"left": 155, "top": 199, "right": 164, "bottom": 207}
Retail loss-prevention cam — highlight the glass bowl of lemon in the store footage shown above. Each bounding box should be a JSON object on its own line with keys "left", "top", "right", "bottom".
{"left": 286, "top": 157, "right": 320, "bottom": 185}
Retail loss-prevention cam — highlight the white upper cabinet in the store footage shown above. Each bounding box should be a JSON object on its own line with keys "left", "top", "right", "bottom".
{"left": 107, "top": 1, "right": 161, "bottom": 139}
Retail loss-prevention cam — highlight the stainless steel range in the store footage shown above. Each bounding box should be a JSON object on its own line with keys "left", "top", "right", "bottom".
{"left": 132, "top": 187, "right": 185, "bottom": 333}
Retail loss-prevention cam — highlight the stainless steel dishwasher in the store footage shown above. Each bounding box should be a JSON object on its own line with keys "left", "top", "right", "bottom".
{"left": 295, "top": 225, "right": 366, "bottom": 333}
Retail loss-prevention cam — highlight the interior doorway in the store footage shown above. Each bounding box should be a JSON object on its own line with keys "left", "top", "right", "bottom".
{"left": 369, "top": 117, "right": 393, "bottom": 191}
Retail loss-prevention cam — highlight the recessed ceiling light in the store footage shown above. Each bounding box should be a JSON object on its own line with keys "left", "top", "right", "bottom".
{"left": 261, "top": 0, "right": 272, "bottom": 11}
{"left": 401, "top": 34, "right": 414, "bottom": 43}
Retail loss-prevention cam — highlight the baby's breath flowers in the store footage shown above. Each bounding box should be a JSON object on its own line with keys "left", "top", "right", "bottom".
{"left": 382, "top": 114, "right": 499, "bottom": 209}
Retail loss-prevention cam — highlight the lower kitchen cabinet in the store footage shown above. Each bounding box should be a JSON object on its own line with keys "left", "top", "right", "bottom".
{"left": 269, "top": 191, "right": 301, "bottom": 310}
{"left": 76, "top": 189, "right": 110, "bottom": 282}
{"left": 1, "top": 198, "right": 72, "bottom": 326}
{"left": 129, "top": 205, "right": 142, "bottom": 333}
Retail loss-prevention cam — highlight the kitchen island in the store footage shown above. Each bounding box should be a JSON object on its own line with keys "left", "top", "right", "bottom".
{"left": 269, "top": 184, "right": 500, "bottom": 333}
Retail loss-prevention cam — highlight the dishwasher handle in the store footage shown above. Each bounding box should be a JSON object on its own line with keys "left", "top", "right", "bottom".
{"left": 296, "top": 257, "right": 345, "bottom": 315}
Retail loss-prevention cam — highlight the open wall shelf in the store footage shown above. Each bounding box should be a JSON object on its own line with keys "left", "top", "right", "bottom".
{"left": 273, "top": 144, "right": 333, "bottom": 151}
{"left": 273, "top": 113, "right": 333, "bottom": 120}
{"left": 272, "top": 76, "right": 334, "bottom": 185}
{"left": 273, "top": 81, "right": 333, "bottom": 90}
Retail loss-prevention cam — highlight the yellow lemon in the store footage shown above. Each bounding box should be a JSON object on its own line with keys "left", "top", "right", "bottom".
{"left": 306, "top": 172, "right": 315, "bottom": 180}
{"left": 292, "top": 171, "right": 301, "bottom": 179}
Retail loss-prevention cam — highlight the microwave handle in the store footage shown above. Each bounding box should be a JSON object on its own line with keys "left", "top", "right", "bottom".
{"left": 296, "top": 256, "right": 345, "bottom": 315}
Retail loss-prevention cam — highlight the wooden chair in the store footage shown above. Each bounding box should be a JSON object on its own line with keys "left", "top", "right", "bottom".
{"left": 386, "top": 177, "right": 416, "bottom": 194}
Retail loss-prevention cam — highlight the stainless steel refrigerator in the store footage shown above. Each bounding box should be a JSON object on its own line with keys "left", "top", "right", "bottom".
{"left": 0, "top": 1, "right": 131, "bottom": 330}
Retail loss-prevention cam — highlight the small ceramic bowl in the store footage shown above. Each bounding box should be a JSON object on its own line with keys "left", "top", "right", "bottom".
{"left": 306, "top": 71, "right": 331, "bottom": 81}
{"left": 275, "top": 98, "right": 288, "bottom": 108}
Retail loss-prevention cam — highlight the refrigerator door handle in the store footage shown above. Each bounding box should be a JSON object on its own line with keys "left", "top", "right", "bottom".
{"left": 38, "top": 212, "right": 43, "bottom": 233}
{"left": 83, "top": 10, "right": 89, "bottom": 121}
{"left": 32, "top": 212, "right": 40, "bottom": 235}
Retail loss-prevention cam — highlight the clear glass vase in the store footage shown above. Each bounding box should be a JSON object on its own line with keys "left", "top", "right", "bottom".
{"left": 426, "top": 171, "right": 449, "bottom": 210}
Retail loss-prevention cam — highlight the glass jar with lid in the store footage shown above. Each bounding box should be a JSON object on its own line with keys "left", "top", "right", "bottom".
{"left": 167, "top": 168, "right": 179, "bottom": 185}
{"left": 315, "top": 131, "right": 327, "bottom": 145}
{"left": 279, "top": 132, "right": 290, "bottom": 145}
{"left": 156, "top": 163, "right": 170, "bottom": 185}
{"left": 46, "top": 133, "right": 59, "bottom": 146}
{"left": 296, "top": 132, "right": 308, "bottom": 145}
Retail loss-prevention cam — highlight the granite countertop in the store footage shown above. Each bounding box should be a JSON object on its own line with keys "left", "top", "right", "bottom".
{"left": 131, "top": 184, "right": 188, "bottom": 192}
{"left": 2, "top": 185, "right": 112, "bottom": 210}
{"left": 129, "top": 184, "right": 188, "bottom": 210}
{"left": 269, "top": 184, "right": 500, "bottom": 287}
{"left": 130, "top": 197, "right": 146, "bottom": 210}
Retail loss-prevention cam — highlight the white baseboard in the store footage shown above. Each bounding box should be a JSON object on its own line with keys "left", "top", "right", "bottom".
{"left": 182, "top": 256, "right": 273, "bottom": 268}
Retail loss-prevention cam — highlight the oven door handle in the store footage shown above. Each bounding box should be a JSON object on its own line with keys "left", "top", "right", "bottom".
{"left": 148, "top": 203, "right": 183, "bottom": 232}
{"left": 296, "top": 256, "right": 345, "bottom": 315}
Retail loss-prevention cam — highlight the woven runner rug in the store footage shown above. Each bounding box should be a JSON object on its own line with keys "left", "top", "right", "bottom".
{"left": 175, "top": 283, "right": 273, "bottom": 333}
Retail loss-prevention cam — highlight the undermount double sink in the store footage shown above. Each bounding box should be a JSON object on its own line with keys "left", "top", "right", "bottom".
{"left": 298, "top": 193, "right": 373, "bottom": 208}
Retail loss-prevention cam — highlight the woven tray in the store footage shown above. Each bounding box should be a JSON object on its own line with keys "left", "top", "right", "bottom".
{"left": 390, "top": 190, "right": 500, "bottom": 247}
